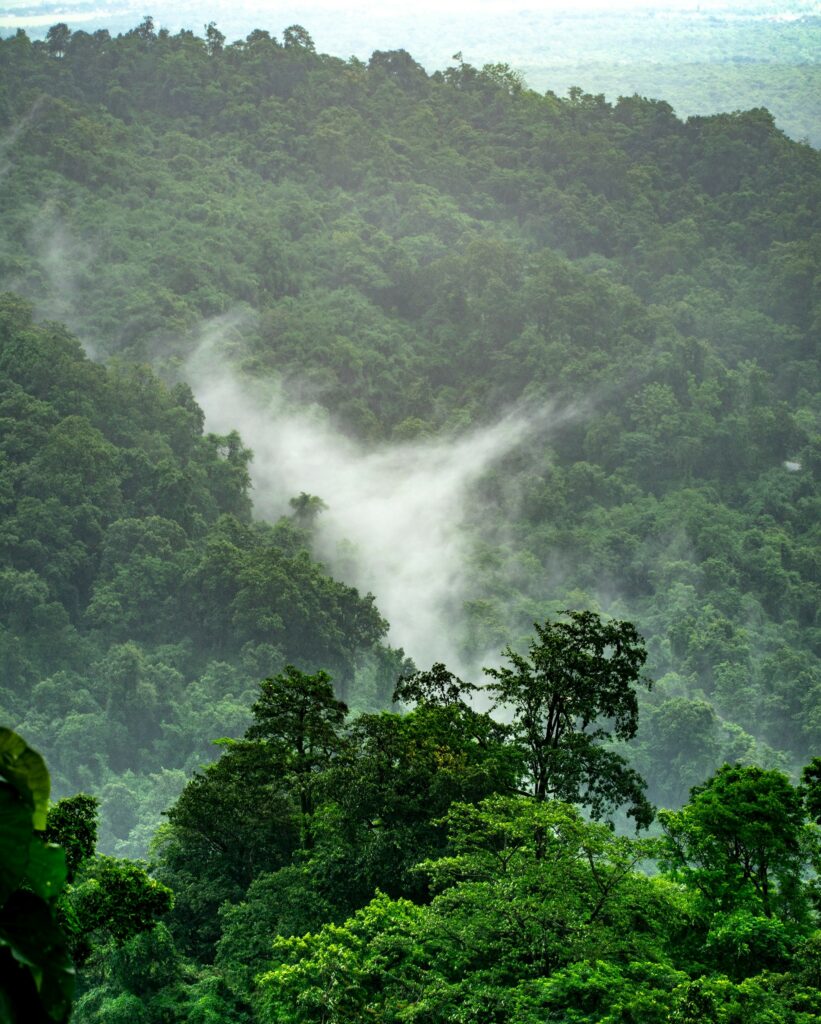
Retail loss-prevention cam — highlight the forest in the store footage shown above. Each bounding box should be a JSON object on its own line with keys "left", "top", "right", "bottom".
{"left": 0, "top": 15, "right": 819, "bottom": 1023}
{"left": 8, "top": 3, "right": 820, "bottom": 145}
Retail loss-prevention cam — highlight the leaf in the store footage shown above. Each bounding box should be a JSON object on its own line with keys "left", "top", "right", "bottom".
{"left": 0, "top": 785, "right": 32, "bottom": 906}
{"left": 0, "top": 890, "right": 75, "bottom": 1022}
{"left": 0, "top": 728, "right": 50, "bottom": 830}
{"left": 23, "top": 840, "right": 67, "bottom": 902}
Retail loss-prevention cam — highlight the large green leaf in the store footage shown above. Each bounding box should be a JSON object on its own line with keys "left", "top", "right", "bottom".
{"left": 0, "top": 788, "right": 31, "bottom": 907}
{"left": 22, "top": 842, "right": 67, "bottom": 903}
{"left": 0, "top": 891, "right": 74, "bottom": 1023}
{"left": 0, "top": 730, "right": 50, "bottom": 830}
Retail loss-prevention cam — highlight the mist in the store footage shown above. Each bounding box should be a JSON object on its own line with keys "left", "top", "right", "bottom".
{"left": 1, "top": 202, "right": 100, "bottom": 358}
{"left": 185, "top": 328, "right": 575, "bottom": 676}
{"left": 0, "top": 97, "right": 44, "bottom": 182}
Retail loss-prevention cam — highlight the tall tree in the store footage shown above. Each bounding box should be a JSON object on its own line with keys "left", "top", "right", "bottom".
{"left": 247, "top": 666, "right": 348, "bottom": 846}
{"left": 659, "top": 763, "right": 817, "bottom": 920}
{"left": 485, "top": 611, "right": 653, "bottom": 827}
{"left": 44, "top": 794, "right": 98, "bottom": 882}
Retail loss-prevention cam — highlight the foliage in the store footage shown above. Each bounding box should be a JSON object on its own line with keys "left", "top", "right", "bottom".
{"left": 45, "top": 794, "right": 98, "bottom": 882}
{"left": 255, "top": 798, "right": 667, "bottom": 1023}
{"left": 659, "top": 764, "right": 819, "bottom": 921}
{"left": 0, "top": 19, "right": 816, "bottom": 817}
{"left": 802, "top": 758, "right": 821, "bottom": 823}
{"left": 247, "top": 666, "right": 348, "bottom": 836}
{"left": 0, "top": 728, "right": 73, "bottom": 1024}
{"left": 485, "top": 611, "right": 653, "bottom": 826}
{"left": 69, "top": 856, "right": 173, "bottom": 951}
{"left": 157, "top": 655, "right": 518, "bottom": 964}
{"left": 0, "top": 296, "right": 392, "bottom": 853}
{"left": 0, "top": 16, "right": 818, "bottom": 811}
{"left": 0, "top": 15, "right": 819, "bottom": 1022}
{"left": 250, "top": 772, "right": 820, "bottom": 1023}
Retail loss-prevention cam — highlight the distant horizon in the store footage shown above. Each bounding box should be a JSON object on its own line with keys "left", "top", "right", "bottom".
{"left": 3, "top": 0, "right": 821, "bottom": 39}
{"left": 4, "top": 0, "right": 818, "bottom": 145}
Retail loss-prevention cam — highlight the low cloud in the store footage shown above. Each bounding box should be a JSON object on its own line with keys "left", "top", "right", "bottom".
{"left": 3, "top": 201, "right": 100, "bottom": 357}
{"left": 0, "top": 97, "right": 45, "bottom": 182}
{"left": 185, "top": 322, "right": 578, "bottom": 675}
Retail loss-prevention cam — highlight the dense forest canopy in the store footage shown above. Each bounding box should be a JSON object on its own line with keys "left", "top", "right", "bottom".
{"left": 0, "top": 14, "right": 819, "bottom": 1022}
{"left": 6, "top": 669, "right": 821, "bottom": 1022}
{"left": 0, "top": 294, "right": 401, "bottom": 856}
{"left": 5, "top": 1, "right": 820, "bottom": 144}
{"left": 1, "top": 15, "right": 817, "bottom": 786}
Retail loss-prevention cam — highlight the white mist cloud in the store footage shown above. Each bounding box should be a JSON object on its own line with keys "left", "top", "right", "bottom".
{"left": 12, "top": 204, "right": 99, "bottom": 357}
{"left": 185, "top": 320, "right": 577, "bottom": 674}
{"left": 0, "top": 97, "right": 44, "bottom": 182}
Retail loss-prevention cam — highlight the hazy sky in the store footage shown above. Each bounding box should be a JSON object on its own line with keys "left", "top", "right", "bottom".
{"left": 2, "top": 0, "right": 818, "bottom": 35}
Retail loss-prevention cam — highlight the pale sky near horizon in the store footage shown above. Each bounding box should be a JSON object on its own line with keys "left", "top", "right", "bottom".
{"left": 3, "top": 0, "right": 814, "bottom": 73}
{"left": 1, "top": 0, "right": 818, "bottom": 25}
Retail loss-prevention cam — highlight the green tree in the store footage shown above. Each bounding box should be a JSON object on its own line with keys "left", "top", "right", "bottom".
{"left": 320, "top": 693, "right": 517, "bottom": 906}
{"left": 68, "top": 856, "right": 173, "bottom": 957}
{"left": 802, "top": 758, "right": 821, "bottom": 823}
{"left": 247, "top": 666, "right": 347, "bottom": 848}
{"left": 485, "top": 611, "right": 653, "bottom": 827}
{"left": 38, "top": 788, "right": 173, "bottom": 970}
{"left": 45, "top": 23, "right": 71, "bottom": 58}
{"left": 659, "top": 764, "right": 818, "bottom": 920}
{"left": 45, "top": 794, "right": 99, "bottom": 882}
{"left": 159, "top": 739, "right": 299, "bottom": 960}
{"left": 511, "top": 960, "right": 686, "bottom": 1024}
{"left": 282, "top": 25, "right": 315, "bottom": 51}
{"left": 256, "top": 797, "right": 672, "bottom": 1024}
{"left": 204, "top": 22, "right": 225, "bottom": 56}
{"left": 288, "top": 492, "right": 328, "bottom": 529}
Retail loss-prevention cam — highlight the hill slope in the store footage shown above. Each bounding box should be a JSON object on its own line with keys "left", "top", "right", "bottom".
{"left": 0, "top": 23, "right": 818, "bottom": 807}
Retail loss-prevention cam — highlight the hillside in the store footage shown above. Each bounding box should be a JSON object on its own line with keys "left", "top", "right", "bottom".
{"left": 7, "top": 3, "right": 820, "bottom": 145}
{"left": 3, "top": 21, "right": 819, "bottom": 793}
{"left": 0, "top": 294, "right": 397, "bottom": 854}
{"left": 1, "top": 19, "right": 820, "bottom": 1023}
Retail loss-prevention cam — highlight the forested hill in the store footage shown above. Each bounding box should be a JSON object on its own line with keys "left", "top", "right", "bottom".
{"left": 1, "top": 20, "right": 817, "bottom": 380}
{"left": 0, "top": 22, "right": 819, "bottom": 806}
{"left": 1, "top": 19, "right": 821, "bottom": 1024}
{"left": 0, "top": 294, "right": 398, "bottom": 854}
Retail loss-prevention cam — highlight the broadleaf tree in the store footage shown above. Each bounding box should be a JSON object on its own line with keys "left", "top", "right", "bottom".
{"left": 485, "top": 611, "right": 654, "bottom": 827}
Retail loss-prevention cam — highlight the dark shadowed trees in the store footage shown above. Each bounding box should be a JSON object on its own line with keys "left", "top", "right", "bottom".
{"left": 486, "top": 611, "right": 654, "bottom": 827}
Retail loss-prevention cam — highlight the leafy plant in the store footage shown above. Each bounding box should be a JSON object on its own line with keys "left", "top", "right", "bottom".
{"left": 0, "top": 728, "right": 74, "bottom": 1024}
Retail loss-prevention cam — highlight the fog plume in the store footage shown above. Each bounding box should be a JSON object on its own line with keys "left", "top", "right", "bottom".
{"left": 186, "top": 325, "right": 575, "bottom": 674}
{"left": 3, "top": 203, "right": 100, "bottom": 357}
{"left": 0, "top": 97, "right": 44, "bottom": 182}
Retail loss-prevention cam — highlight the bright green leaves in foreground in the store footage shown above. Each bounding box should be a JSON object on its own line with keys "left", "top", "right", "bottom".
{"left": 256, "top": 798, "right": 673, "bottom": 1023}
{"left": 5, "top": 657, "right": 815, "bottom": 1024}
{"left": 255, "top": 777, "right": 821, "bottom": 1024}
{"left": 0, "top": 728, "right": 50, "bottom": 834}
{"left": 159, "top": 616, "right": 653, "bottom": 976}
{"left": 0, "top": 728, "right": 73, "bottom": 1024}
{"left": 137, "top": 645, "right": 819, "bottom": 1024}
{"left": 659, "top": 764, "right": 821, "bottom": 923}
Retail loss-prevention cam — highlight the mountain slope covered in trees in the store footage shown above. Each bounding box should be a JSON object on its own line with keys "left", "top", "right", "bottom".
{"left": 0, "top": 19, "right": 819, "bottom": 804}
{"left": 0, "top": 294, "right": 397, "bottom": 855}
{"left": 14, "top": 24, "right": 821, "bottom": 750}
{"left": 1, "top": 18, "right": 820, "bottom": 1023}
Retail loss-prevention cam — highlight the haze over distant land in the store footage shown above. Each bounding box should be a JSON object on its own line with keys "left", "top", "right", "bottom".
{"left": 2, "top": 1, "right": 819, "bottom": 142}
